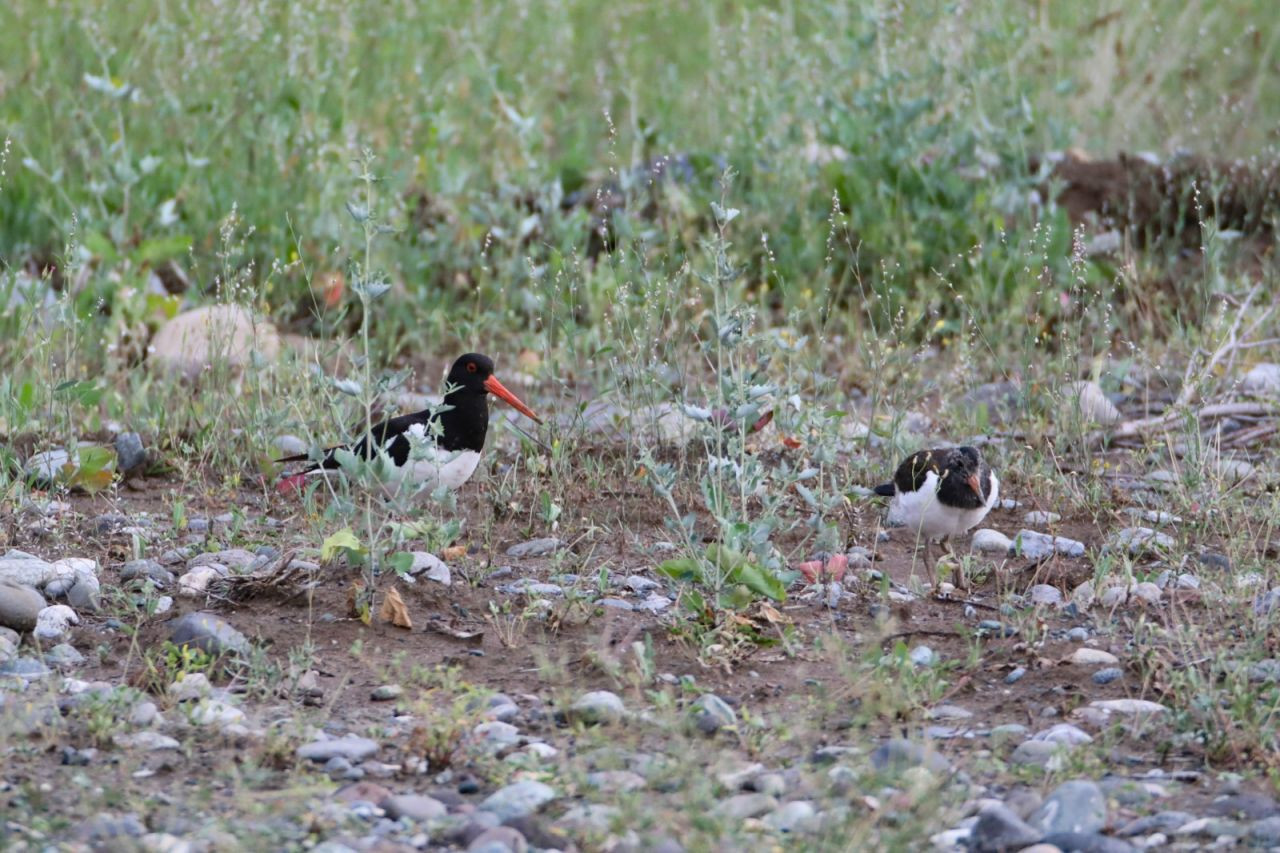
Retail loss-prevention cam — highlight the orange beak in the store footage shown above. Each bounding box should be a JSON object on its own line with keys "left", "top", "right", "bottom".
{"left": 484, "top": 375, "right": 542, "bottom": 424}
{"left": 967, "top": 473, "right": 983, "bottom": 498}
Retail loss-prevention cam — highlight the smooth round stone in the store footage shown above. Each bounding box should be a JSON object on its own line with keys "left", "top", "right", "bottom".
{"left": 467, "top": 826, "right": 528, "bottom": 853}
{"left": 1034, "top": 724, "right": 1093, "bottom": 746}
{"left": 1069, "top": 647, "right": 1119, "bottom": 666}
{"left": 691, "top": 693, "right": 737, "bottom": 735}
{"left": 1028, "top": 584, "right": 1063, "bottom": 606}
{"left": 971, "top": 529, "right": 1013, "bottom": 555}
{"left": 764, "top": 800, "right": 816, "bottom": 833}
{"left": 597, "top": 598, "right": 633, "bottom": 611}
{"left": 1066, "top": 627, "right": 1090, "bottom": 642}
{"left": 370, "top": 684, "right": 403, "bottom": 701}
{"left": 568, "top": 690, "right": 625, "bottom": 725}
{"left": 272, "top": 434, "right": 309, "bottom": 457}
{"left": 119, "top": 560, "right": 173, "bottom": 587}
{"left": 910, "top": 645, "right": 937, "bottom": 667}
{"left": 34, "top": 605, "right": 79, "bottom": 642}
{"left": 990, "top": 724, "right": 1029, "bottom": 743}
{"left": 114, "top": 432, "right": 147, "bottom": 472}
{"left": 969, "top": 804, "right": 1042, "bottom": 852}
{"left": 297, "top": 735, "right": 379, "bottom": 763}
{"left": 1031, "top": 779, "right": 1107, "bottom": 835}
{"left": 479, "top": 780, "right": 557, "bottom": 821}
{"left": 44, "top": 643, "right": 85, "bottom": 669}
{"left": 870, "top": 739, "right": 949, "bottom": 772}
{"left": 1005, "top": 667, "right": 1027, "bottom": 685}
{"left": 1024, "top": 510, "right": 1062, "bottom": 525}
{"left": 473, "top": 721, "right": 520, "bottom": 749}
{"left": 752, "top": 772, "right": 788, "bottom": 797}
{"left": 0, "top": 582, "right": 47, "bottom": 632}
{"left": 169, "top": 612, "right": 249, "bottom": 656}
{"left": 505, "top": 538, "right": 565, "bottom": 558}
{"left": 1011, "top": 740, "right": 1067, "bottom": 768}
{"left": 1093, "top": 667, "right": 1123, "bottom": 685}
{"left": 383, "top": 794, "right": 447, "bottom": 822}
{"left": 713, "top": 793, "right": 779, "bottom": 820}
{"left": 0, "top": 656, "right": 51, "bottom": 679}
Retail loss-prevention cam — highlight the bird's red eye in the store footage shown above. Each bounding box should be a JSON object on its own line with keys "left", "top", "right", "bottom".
{"left": 466, "top": 362, "right": 477, "bottom": 373}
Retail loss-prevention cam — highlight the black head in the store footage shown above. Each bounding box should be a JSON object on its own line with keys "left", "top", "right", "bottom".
{"left": 950, "top": 446, "right": 984, "bottom": 473}
{"left": 443, "top": 352, "right": 541, "bottom": 423}
{"left": 446, "top": 353, "right": 497, "bottom": 394}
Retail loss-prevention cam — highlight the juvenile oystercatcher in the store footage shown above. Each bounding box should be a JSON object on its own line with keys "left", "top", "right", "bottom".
{"left": 873, "top": 446, "right": 999, "bottom": 589}
{"left": 276, "top": 353, "right": 540, "bottom": 498}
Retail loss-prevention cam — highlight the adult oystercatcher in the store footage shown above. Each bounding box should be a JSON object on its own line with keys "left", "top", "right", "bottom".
{"left": 276, "top": 353, "right": 540, "bottom": 498}
{"left": 873, "top": 446, "right": 999, "bottom": 589}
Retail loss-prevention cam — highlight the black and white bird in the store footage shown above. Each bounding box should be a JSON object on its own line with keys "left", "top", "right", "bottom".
{"left": 873, "top": 446, "right": 1000, "bottom": 588}
{"left": 276, "top": 353, "right": 540, "bottom": 498}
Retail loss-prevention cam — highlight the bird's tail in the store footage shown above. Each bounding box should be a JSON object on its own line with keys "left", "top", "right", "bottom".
{"left": 872, "top": 483, "right": 896, "bottom": 497}
{"left": 274, "top": 453, "right": 310, "bottom": 464}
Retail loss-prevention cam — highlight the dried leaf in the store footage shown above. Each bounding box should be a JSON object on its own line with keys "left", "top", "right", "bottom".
{"left": 379, "top": 587, "right": 413, "bottom": 630}
{"left": 757, "top": 602, "right": 789, "bottom": 625}
{"left": 441, "top": 545, "right": 467, "bottom": 562}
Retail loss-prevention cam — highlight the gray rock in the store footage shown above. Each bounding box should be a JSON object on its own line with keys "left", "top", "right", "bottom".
{"left": 72, "top": 813, "right": 147, "bottom": 843}
{"left": 1248, "top": 659, "right": 1280, "bottom": 683}
{"left": 114, "top": 432, "right": 147, "bottom": 473}
{"left": 1242, "top": 363, "right": 1280, "bottom": 396}
{"left": 910, "top": 645, "right": 937, "bottom": 667}
{"left": 0, "top": 656, "right": 51, "bottom": 679}
{"left": 467, "top": 826, "right": 528, "bottom": 853}
{"left": 1108, "top": 526, "right": 1174, "bottom": 555}
{"left": 1093, "top": 667, "right": 1123, "bottom": 685}
{"left": 190, "top": 549, "right": 256, "bottom": 571}
{"left": 969, "top": 803, "right": 1043, "bottom": 853}
{"left": 637, "top": 593, "right": 673, "bottom": 614}
{"left": 1015, "top": 530, "right": 1086, "bottom": 559}
{"left": 34, "top": 604, "right": 79, "bottom": 641}
{"left": 129, "top": 701, "right": 158, "bottom": 727}
{"left": 505, "top": 538, "right": 565, "bottom": 558}
{"left": 473, "top": 721, "right": 520, "bottom": 749}
{"left": 1197, "top": 551, "right": 1232, "bottom": 572}
{"left": 44, "top": 643, "right": 85, "bottom": 669}
{"left": 751, "top": 772, "right": 788, "bottom": 797}
{"left": 1255, "top": 588, "right": 1280, "bottom": 617}
{"left": 1248, "top": 816, "right": 1280, "bottom": 845}
{"left": 406, "top": 552, "right": 451, "bottom": 585}
{"left": 1063, "top": 380, "right": 1122, "bottom": 426}
{"left": 1207, "top": 792, "right": 1280, "bottom": 820}
{"left": 1116, "top": 811, "right": 1194, "bottom": 836}
{"left": 0, "top": 550, "right": 59, "bottom": 587}
{"left": 371, "top": 684, "right": 402, "bottom": 701}
{"left": 569, "top": 690, "right": 626, "bottom": 725}
{"left": 67, "top": 573, "right": 101, "bottom": 612}
{"left": 382, "top": 794, "right": 447, "bottom": 822}
{"left": 1028, "top": 584, "right": 1063, "bottom": 607}
{"left": 272, "top": 434, "right": 309, "bottom": 457}
{"left": 1031, "top": 779, "right": 1107, "bottom": 835}
{"left": 870, "top": 739, "right": 949, "bottom": 772}
{"left": 25, "top": 448, "right": 79, "bottom": 486}
{"left": 691, "top": 693, "right": 737, "bottom": 735}
{"left": 1024, "top": 510, "right": 1062, "bottom": 525}
{"left": 497, "top": 579, "right": 564, "bottom": 597}
{"left": 626, "top": 575, "right": 661, "bottom": 594}
{"left": 479, "top": 780, "right": 557, "bottom": 821}
{"left": 0, "top": 633, "right": 16, "bottom": 665}
{"left": 598, "top": 597, "right": 633, "bottom": 611}
{"left": 1034, "top": 724, "right": 1093, "bottom": 746}
{"left": 713, "top": 793, "right": 778, "bottom": 820}
{"left": 115, "top": 731, "right": 180, "bottom": 751}
{"left": 297, "top": 735, "right": 379, "bottom": 763}
{"left": 585, "top": 769, "right": 646, "bottom": 792}
{"left": 0, "top": 581, "right": 47, "bottom": 632}
{"left": 972, "top": 527, "right": 1013, "bottom": 555}
{"left": 120, "top": 560, "right": 175, "bottom": 587}
{"left": 1005, "top": 667, "right": 1027, "bottom": 685}
{"left": 1011, "top": 739, "right": 1067, "bottom": 768}
{"left": 169, "top": 612, "right": 249, "bottom": 656}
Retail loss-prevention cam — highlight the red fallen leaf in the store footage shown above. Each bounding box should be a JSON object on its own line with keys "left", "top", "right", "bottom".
{"left": 748, "top": 409, "right": 774, "bottom": 434}
{"left": 795, "top": 553, "right": 848, "bottom": 584}
{"left": 276, "top": 472, "right": 309, "bottom": 495}
{"left": 781, "top": 435, "right": 803, "bottom": 449}
{"left": 319, "top": 270, "right": 345, "bottom": 309}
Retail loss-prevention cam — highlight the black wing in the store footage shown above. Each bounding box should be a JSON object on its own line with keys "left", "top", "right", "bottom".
{"left": 275, "top": 412, "right": 430, "bottom": 469}
{"left": 891, "top": 448, "right": 951, "bottom": 494}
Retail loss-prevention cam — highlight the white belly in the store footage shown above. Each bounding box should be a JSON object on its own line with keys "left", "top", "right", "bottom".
{"left": 888, "top": 470, "right": 999, "bottom": 541}
{"left": 382, "top": 447, "right": 481, "bottom": 499}
{"left": 307, "top": 446, "right": 481, "bottom": 499}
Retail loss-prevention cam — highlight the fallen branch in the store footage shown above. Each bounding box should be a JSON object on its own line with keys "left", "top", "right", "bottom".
{"left": 1092, "top": 401, "right": 1277, "bottom": 446}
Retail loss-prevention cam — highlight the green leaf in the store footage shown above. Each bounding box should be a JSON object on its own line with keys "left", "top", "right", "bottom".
{"left": 83, "top": 230, "right": 118, "bottom": 263}
{"left": 135, "top": 234, "right": 192, "bottom": 265}
{"left": 388, "top": 551, "right": 415, "bottom": 575}
{"left": 656, "top": 557, "right": 704, "bottom": 584}
{"left": 54, "top": 380, "right": 103, "bottom": 407}
{"left": 321, "top": 527, "right": 364, "bottom": 562}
